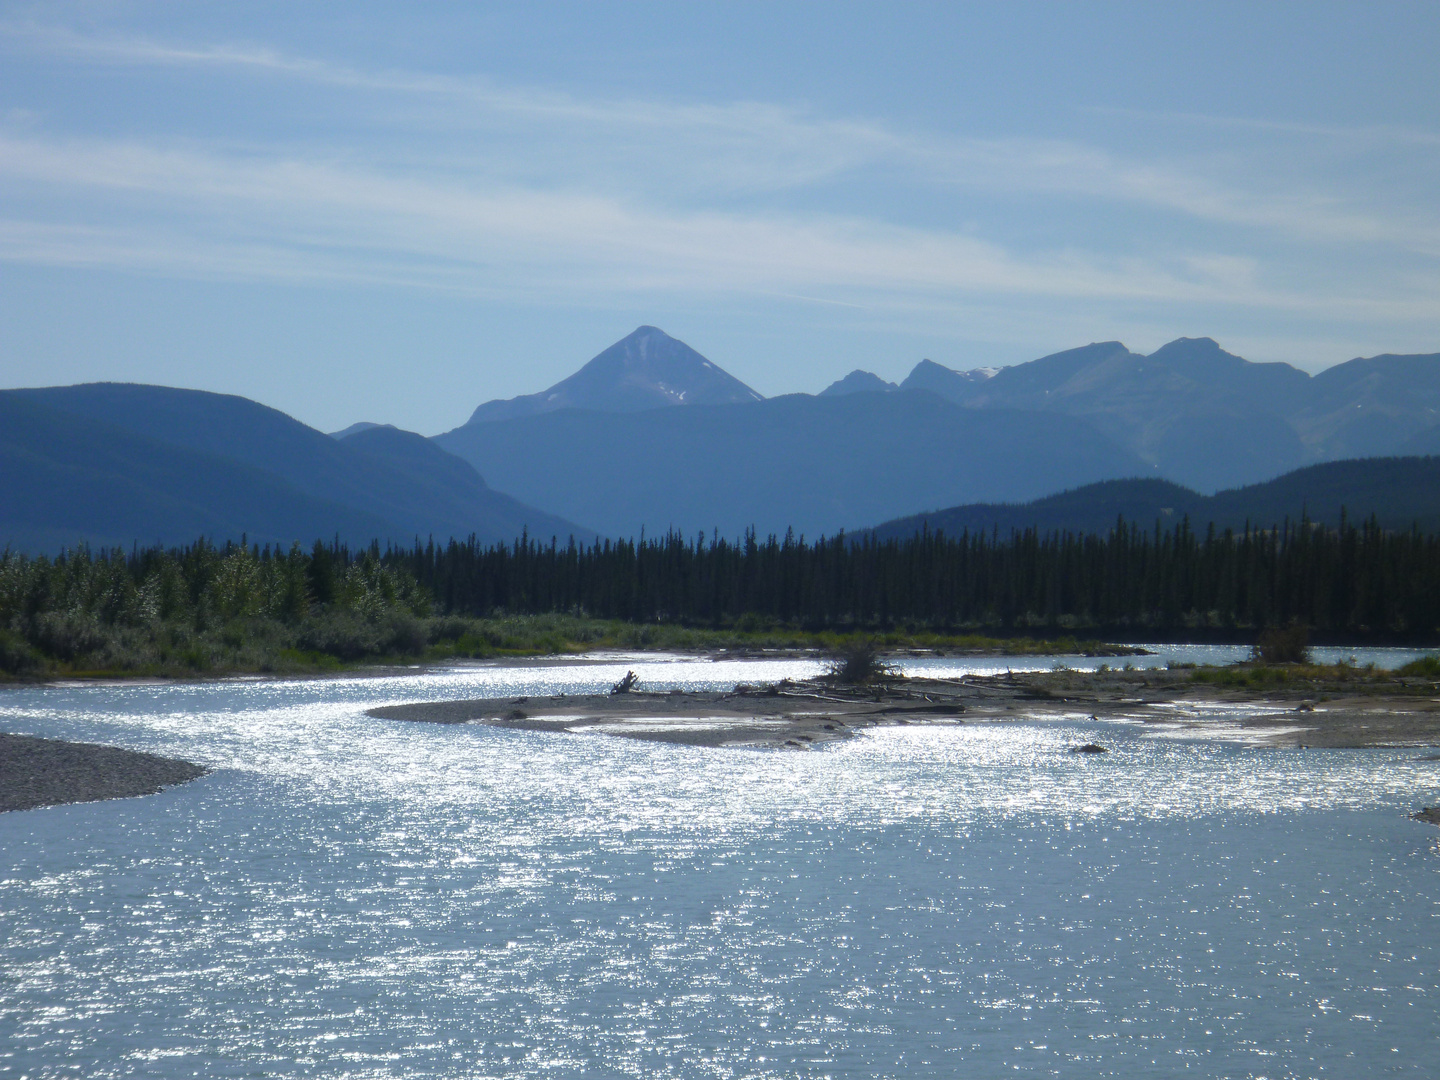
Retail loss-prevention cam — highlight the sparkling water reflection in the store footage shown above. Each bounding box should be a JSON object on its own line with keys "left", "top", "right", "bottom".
{"left": 1, "top": 654, "right": 1437, "bottom": 1078}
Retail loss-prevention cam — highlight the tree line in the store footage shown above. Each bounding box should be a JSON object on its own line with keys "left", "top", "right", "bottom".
{"left": 3, "top": 514, "right": 1436, "bottom": 648}
{"left": 397, "top": 515, "right": 1437, "bottom": 638}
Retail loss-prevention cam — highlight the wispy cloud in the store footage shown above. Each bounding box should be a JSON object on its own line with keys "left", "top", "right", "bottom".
{"left": 2, "top": 131, "right": 1436, "bottom": 324}
{"left": 9, "top": 20, "right": 1438, "bottom": 250}
{"left": 1, "top": 23, "right": 1437, "bottom": 329}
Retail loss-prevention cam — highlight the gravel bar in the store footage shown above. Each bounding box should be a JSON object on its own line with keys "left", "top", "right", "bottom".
{"left": 1, "top": 732, "right": 208, "bottom": 813}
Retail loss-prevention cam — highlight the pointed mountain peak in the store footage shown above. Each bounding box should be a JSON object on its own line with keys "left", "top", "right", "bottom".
{"left": 609, "top": 324, "right": 673, "bottom": 358}
{"left": 465, "top": 327, "right": 763, "bottom": 425}
{"left": 898, "top": 358, "right": 1000, "bottom": 403}
{"left": 820, "top": 370, "right": 898, "bottom": 397}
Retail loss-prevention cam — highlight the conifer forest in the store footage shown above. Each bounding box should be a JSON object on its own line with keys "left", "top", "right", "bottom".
{"left": 3, "top": 514, "right": 1437, "bottom": 677}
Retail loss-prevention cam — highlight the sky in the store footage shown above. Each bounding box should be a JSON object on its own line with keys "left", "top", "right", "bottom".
{"left": 1, "top": 2, "right": 1438, "bottom": 435}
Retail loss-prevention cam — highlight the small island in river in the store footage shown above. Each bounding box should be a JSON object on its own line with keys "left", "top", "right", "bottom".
{"left": 370, "top": 663, "right": 1440, "bottom": 751}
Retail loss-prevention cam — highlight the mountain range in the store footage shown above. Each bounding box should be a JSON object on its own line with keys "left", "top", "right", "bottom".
{"left": 436, "top": 389, "right": 1147, "bottom": 540}
{"left": 5, "top": 324, "right": 1439, "bottom": 553}
{"left": 1, "top": 385, "right": 589, "bottom": 553}
{"left": 813, "top": 339, "right": 1440, "bottom": 490}
{"left": 435, "top": 325, "right": 1440, "bottom": 536}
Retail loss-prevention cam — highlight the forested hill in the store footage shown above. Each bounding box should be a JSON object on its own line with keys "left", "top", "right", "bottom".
{"left": 1, "top": 384, "right": 593, "bottom": 553}
{"left": 868, "top": 457, "right": 1440, "bottom": 541}
{"left": 0, "top": 393, "right": 398, "bottom": 553}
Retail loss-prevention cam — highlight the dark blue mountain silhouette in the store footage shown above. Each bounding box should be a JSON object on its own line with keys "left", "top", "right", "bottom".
{"left": 437, "top": 390, "right": 1149, "bottom": 539}
{"left": 3, "top": 384, "right": 591, "bottom": 553}
{"left": 868, "top": 457, "right": 1440, "bottom": 540}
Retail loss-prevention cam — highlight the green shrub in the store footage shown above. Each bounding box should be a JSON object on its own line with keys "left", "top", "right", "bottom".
{"left": 276, "top": 647, "right": 343, "bottom": 671}
{"left": 296, "top": 613, "right": 386, "bottom": 661}
{"left": 825, "top": 640, "right": 898, "bottom": 685}
{"left": 383, "top": 614, "right": 427, "bottom": 657}
{"left": 180, "top": 644, "right": 211, "bottom": 670}
{"left": 1398, "top": 655, "right": 1440, "bottom": 678}
{"left": 427, "top": 615, "right": 473, "bottom": 644}
{"left": 1191, "top": 665, "right": 1292, "bottom": 688}
{"left": 0, "top": 628, "right": 42, "bottom": 675}
{"left": 734, "top": 612, "right": 773, "bottom": 633}
{"left": 29, "top": 612, "right": 108, "bottom": 662}
{"left": 1253, "top": 623, "right": 1310, "bottom": 664}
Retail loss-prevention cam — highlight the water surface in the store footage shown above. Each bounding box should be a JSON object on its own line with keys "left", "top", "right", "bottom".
{"left": 2, "top": 654, "right": 1437, "bottom": 1078}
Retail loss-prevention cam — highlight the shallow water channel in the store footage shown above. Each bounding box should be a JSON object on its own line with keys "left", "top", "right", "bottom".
{"left": 2, "top": 651, "right": 1438, "bottom": 1078}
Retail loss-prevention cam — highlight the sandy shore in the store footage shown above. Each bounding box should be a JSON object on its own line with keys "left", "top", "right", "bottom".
{"left": 369, "top": 681, "right": 970, "bottom": 749}
{"left": 0, "top": 732, "right": 208, "bottom": 813}
{"left": 370, "top": 667, "right": 1440, "bottom": 751}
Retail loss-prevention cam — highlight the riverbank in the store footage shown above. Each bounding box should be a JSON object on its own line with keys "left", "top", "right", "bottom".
{"left": 0, "top": 732, "right": 208, "bottom": 813}
{"left": 371, "top": 664, "right": 1440, "bottom": 751}
{"left": 0, "top": 613, "right": 1149, "bottom": 683}
{"left": 997, "top": 664, "right": 1440, "bottom": 749}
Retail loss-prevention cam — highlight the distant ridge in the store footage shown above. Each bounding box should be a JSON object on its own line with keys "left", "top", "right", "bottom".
{"left": 436, "top": 390, "right": 1149, "bottom": 540}
{"left": 894, "top": 338, "right": 1440, "bottom": 492}
{"left": 467, "top": 325, "right": 763, "bottom": 423}
{"left": 867, "top": 456, "right": 1440, "bottom": 540}
{"left": 442, "top": 327, "right": 1436, "bottom": 538}
{"left": 456, "top": 327, "right": 1440, "bottom": 499}
{"left": 0, "top": 393, "right": 397, "bottom": 552}
{"left": 3, "top": 384, "right": 594, "bottom": 553}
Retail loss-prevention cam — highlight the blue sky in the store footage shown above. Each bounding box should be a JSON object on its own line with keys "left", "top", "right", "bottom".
{"left": 1, "top": 2, "right": 1438, "bottom": 434}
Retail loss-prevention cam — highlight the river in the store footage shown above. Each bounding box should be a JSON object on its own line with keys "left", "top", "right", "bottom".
{"left": 2, "top": 650, "right": 1437, "bottom": 1078}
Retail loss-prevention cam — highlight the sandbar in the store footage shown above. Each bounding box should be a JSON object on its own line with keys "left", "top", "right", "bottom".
{"left": 370, "top": 667, "right": 1440, "bottom": 751}
{"left": 0, "top": 732, "right": 208, "bottom": 813}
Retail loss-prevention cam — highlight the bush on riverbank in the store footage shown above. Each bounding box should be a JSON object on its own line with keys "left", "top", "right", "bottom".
{"left": 1183, "top": 658, "right": 1440, "bottom": 692}
{"left": 824, "top": 640, "right": 899, "bottom": 685}
{"left": 417, "top": 613, "right": 1130, "bottom": 662}
{"left": 0, "top": 542, "right": 432, "bottom": 677}
{"left": 1253, "top": 622, "right": 1311, "bottom": 664}
{"left": 1398, "top": 654, "right": 1440, "bottom": 678}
